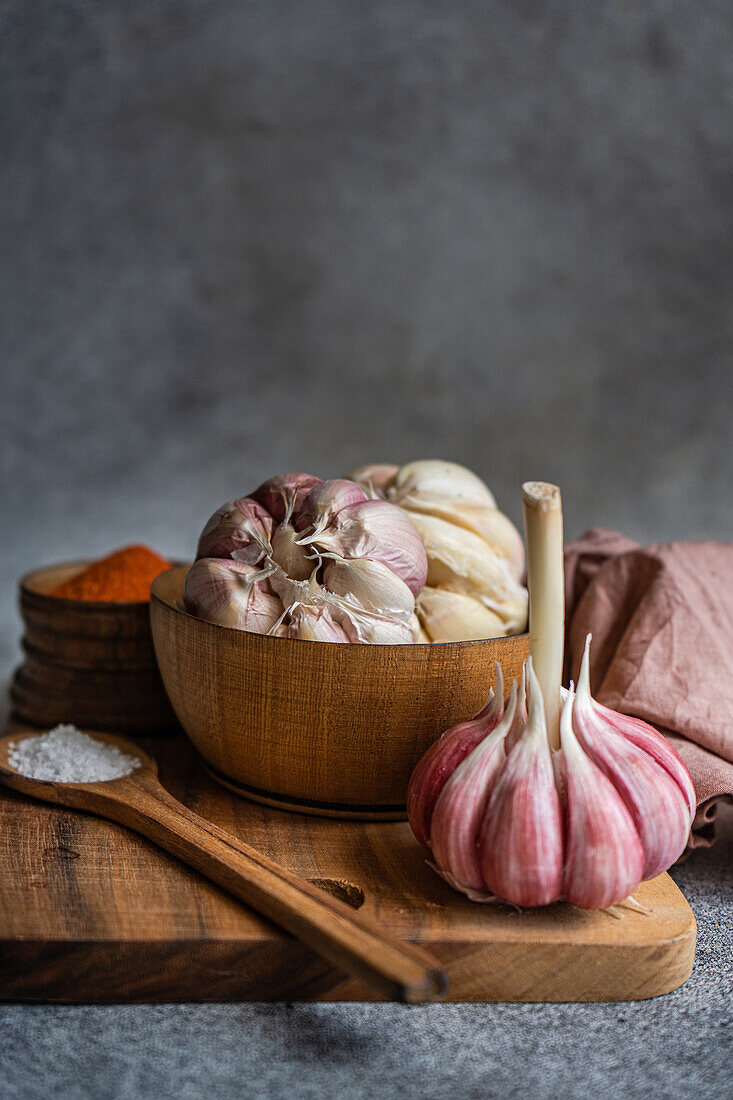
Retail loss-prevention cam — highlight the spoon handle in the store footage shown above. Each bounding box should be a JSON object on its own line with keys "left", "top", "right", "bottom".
{"left": 92, "top": 772, "right": 446, "bottom": 1004}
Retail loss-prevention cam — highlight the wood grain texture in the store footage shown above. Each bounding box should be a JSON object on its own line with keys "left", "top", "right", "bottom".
{"left": 10, "top": 562, "right": 178, "bottom": 734}
{"left": 150, "top": 566, "right": 530, "bottom": 816}
{"left": 0, "top": 725, "right": 696, "bottom": 1003}
{"left": 0, "top": 728, "right": 445, "bottom": 1005}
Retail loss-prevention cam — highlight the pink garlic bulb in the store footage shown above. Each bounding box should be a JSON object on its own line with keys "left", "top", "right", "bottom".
{"left": 408, "top": 480, "right": 696, "bottom": 910}
{"left": 187, "top": 472, "right": 428, "bottom": 643}
{"left": 408, "top": 643, "right": 695, "bottom": 909}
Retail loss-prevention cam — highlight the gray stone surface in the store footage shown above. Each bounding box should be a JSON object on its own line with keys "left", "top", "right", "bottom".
{"left": 2, "top": 3, "right": 732, "bottom": 1096}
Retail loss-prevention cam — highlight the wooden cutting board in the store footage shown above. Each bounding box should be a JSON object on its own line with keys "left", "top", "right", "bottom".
{"left": 0, "top": 726, "right": 696, "bottom": 1003}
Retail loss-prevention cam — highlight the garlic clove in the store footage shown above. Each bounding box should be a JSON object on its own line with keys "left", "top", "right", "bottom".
{"left": 322, "top": 557, "right": 415, "bottom": 623}
{"left": 196, "top": 497, "right": 273, "bottom": 563}
{"left": 294, "top": 479, "right": 367, "bottom": 534}
{"left": 183, "top": 558, "right": 284, "bottom": 634}
{"left": 572, "top": 636, "right": 693, "bottom": 879}
{"left": 288, "top": 603, "right": 350, "bottom": 642}
{"left": 559, "top": 689, "right": 645, "bottom": 909}
{"left": 251, "top": 473, "right": 322, "bottom": 524}
{"left": 267, "top": 562, "right": 319, "bottom": 615}
{"left": 381, "top": 459, "right": 525, "bottom": 576}
{"left": 270, "top": 522, "right": 314, "bottom": 581}
{"left": 404, "top": 500, "right": 525, "bottom": 580}
{"left": 307, "top": 499, "right": 428, "bottom": 596}
{"left": 416, "top": 587, "right": 506, "bottom": 642}
{"left": 410, "top": 613, "right": 431, "bottom": 643}
{"left": 594, "top": 701, "right": 696, "bottom": 825}
{"left": 336, "top": 609, "right": 416, "bottom": 645}
{"left": 430, "top": 685, "right": 517, "bottom": 894}
{"left": 479, "top": 659, "right": 563, "bottom": 907}
{"left": 406, "top": 665, "right": 505, "bottom": 851}
{"left": 387, "top": 460, "right": 497, "bottom": 509}
{"left": 406, "top": 511, "right": 528, "bottom": 632}
{"left": 348, "top": 464, "right": 399, "bottom": 494}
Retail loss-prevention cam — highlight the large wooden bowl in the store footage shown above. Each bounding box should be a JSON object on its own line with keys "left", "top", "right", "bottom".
{"left": 11, "top": 562, "right": 179, "bottom": 735}
{"left": 150, "top": 566, "right": 529, "bottom": 819}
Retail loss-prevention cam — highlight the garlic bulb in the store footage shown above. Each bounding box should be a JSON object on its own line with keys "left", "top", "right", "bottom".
{"left": 188, "top": 473, "right": 427, "bottom": 644}
{"left": 350, "top": 460, "right": 527, "bottom": 641}
{"left": 407, "top": 481, "right": 695, "bottom": 909}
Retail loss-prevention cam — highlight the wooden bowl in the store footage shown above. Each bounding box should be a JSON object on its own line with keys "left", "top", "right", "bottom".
{"left": 150, "top": 566, "right": 529, "bottom": 819}
{"left": 10, "top": 562, "right": 179, "bottom": 735}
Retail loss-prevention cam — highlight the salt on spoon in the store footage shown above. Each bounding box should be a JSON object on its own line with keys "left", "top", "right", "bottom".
{"left": 7, "top": 724, "right": 139, "bottom": 783}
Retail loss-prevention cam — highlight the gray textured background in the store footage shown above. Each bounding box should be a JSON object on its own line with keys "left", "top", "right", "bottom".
{"left": 1, "top": 2, "right": 732, "bottom": 1095}
{"left": 3, "top": 0, "right": 733, "bottom": 666}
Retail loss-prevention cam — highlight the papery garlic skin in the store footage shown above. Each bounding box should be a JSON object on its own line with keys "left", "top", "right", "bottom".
{"left": 183, "top": 558, "right": 283, "bottom": 634}
{"left": 196, "top": 498, "right": 273, "bottom": 564}
{"left": 593, "top": 702, "right": 697, "bottom": 823}
{"left": 322, "top": 558, "right": 415, "bottom": 623}
{"left": 191, "top": 472, "right": 425, "bottom": 644}
{"left": 407, "top": 512, "right": 528, "bottom": 634}
{"left": 416, "top": 587, "right": 506, "bottom": 643}
{"left": 251, "top": 473, "right": 322, "bottom": 523}
{"left": 349, "top": 464, "right": 399, "bottom": 495}
{"left": 407, "top": 665, "right": 505, "bottom": 851}
{"left": 479, "top": 659, "right": 564, "bottom": 907}
{"left": 390, "top": 460, "right": 497, "bottom": 508}
{"left": 352, "top": 459, "right": 525, "bottom": 580}
{"left": 408, "top": 638, "right": 695, "bottom": 910}
{"left": 350, "top": 459, "right": 528, "bottom": 641}
{"left": 559, "top": 689, "right": 645, "bottom": 909}
{"left": 303, "top": 499, "right": 428, "bottom": 597}
{"left": 430, "top": 684, "right": 517, "bottom": 894}
{"left": 572, "top": 639, "right": 694, "bottom": 880}
{"left": 294, "top": 479, "right": 367, "bottom": 534}
{"left": 270, "top": 521, "right": 314, "bottom": 581}
{"left": 287, "top": 603, "right": 350, "bottom": 642}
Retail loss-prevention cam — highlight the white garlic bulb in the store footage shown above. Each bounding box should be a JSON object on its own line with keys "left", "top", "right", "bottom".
{"left": 350, "top": 460, "right": 528, "bottom": 642}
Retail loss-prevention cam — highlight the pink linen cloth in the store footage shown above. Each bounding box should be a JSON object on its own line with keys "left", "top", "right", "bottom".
{"left": 564, "top": 528, "right": 733, "bottom": 853}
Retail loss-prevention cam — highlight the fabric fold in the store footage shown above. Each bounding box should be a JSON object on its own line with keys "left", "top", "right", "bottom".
{"left": 564, "top": 529, "right": 733, "bottom": 852}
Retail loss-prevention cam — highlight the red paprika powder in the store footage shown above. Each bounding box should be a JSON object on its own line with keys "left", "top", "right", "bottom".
{"left": 49, "top": 545, "right": 171, "bottom": 602}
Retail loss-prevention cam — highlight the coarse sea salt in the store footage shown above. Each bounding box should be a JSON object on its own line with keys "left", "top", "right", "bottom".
{"left": 7, "top": 724, "right": 140, "bottom": 783}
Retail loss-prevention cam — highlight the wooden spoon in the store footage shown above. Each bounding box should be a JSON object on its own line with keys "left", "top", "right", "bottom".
{"left": 0, "top": 728, "right": 446, "bottom": 1004}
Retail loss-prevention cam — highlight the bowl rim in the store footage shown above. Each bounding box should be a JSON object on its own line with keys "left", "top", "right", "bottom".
{"left": 151, "top": 563, "right": 530, "bottom": 651}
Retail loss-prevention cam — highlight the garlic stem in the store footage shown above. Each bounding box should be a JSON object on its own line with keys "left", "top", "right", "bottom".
{"left": 522, "top": 481, "right": 565, "bottom": 750}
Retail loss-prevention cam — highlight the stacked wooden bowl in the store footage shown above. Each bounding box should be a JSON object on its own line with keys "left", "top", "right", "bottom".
{"left": 10, "top": 562, "right": 178, "bottom": 735}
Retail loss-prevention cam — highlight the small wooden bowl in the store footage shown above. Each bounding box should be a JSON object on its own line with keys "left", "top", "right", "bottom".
{"left": 150, "top": 566, "right": 529, "bottom": 819}
{"left": 10, "top": 562, "right": 179, "bottom": 735}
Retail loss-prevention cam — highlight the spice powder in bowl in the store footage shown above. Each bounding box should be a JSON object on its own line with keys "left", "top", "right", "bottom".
{"left": 49, "top": 545, "right": 171, "bottom": 603}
